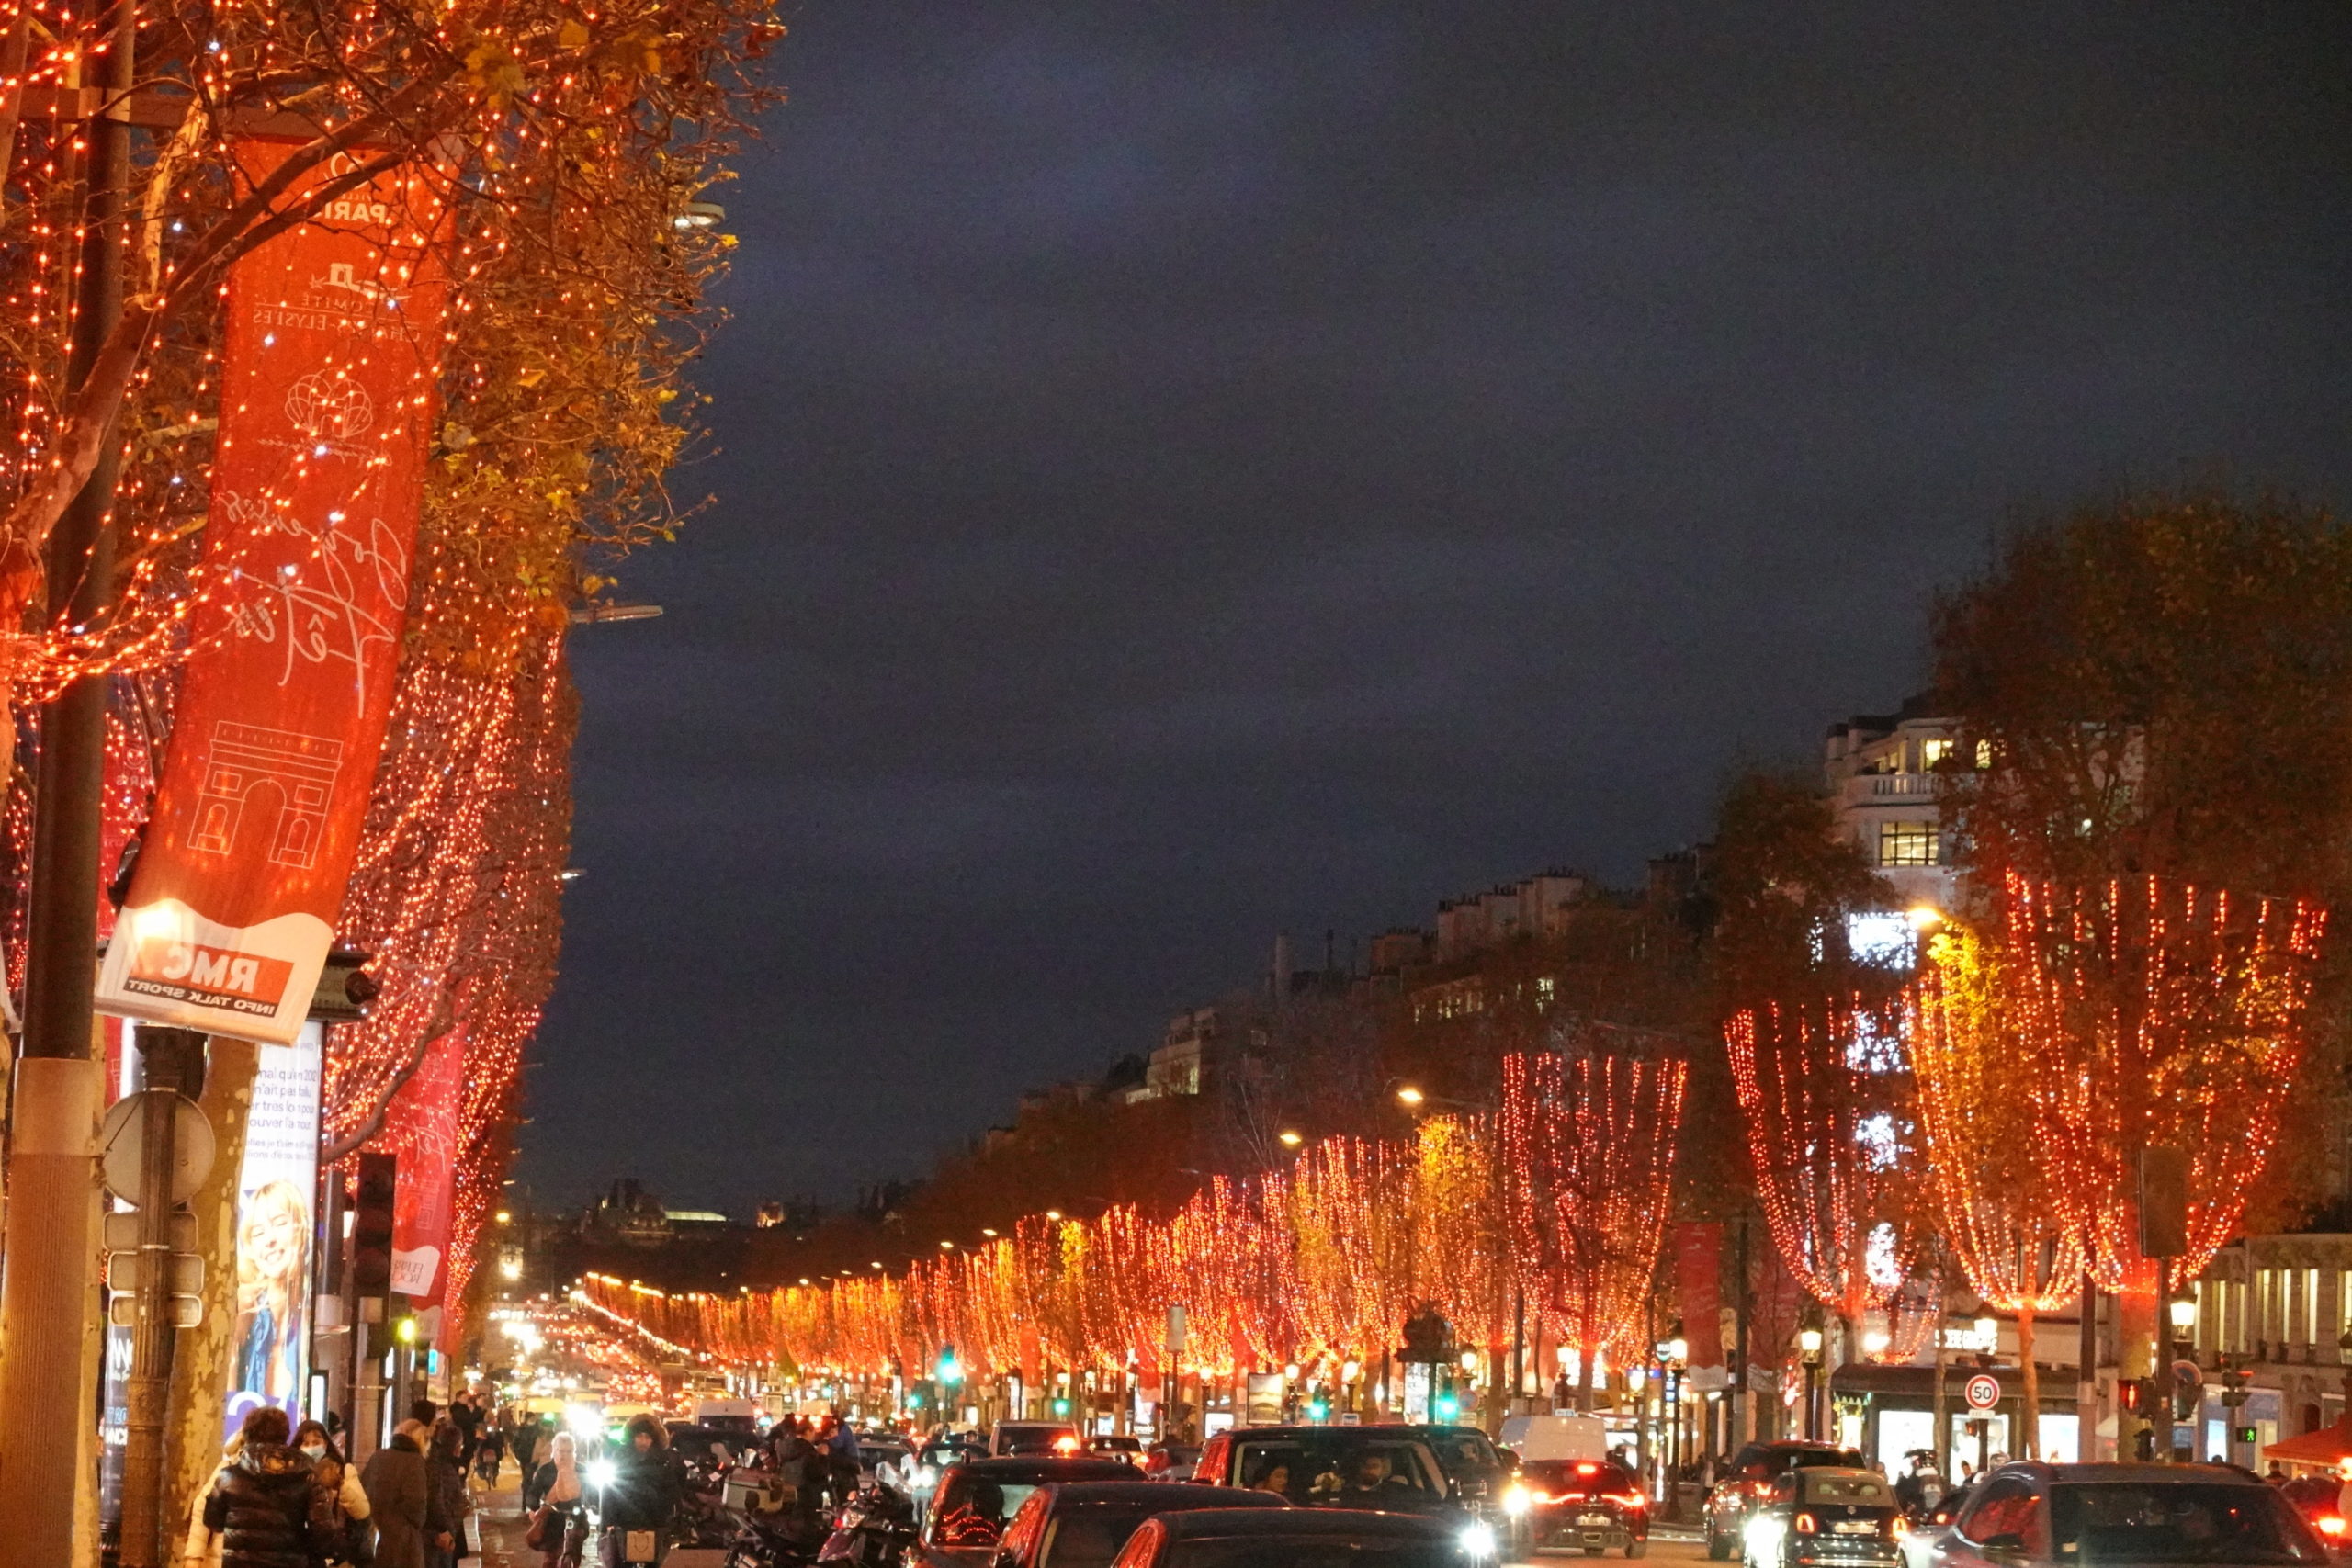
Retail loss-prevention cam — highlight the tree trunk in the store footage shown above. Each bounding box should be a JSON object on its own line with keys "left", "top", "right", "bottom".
{"left": 161, "top": 1038, "right": 259, "bottom": 1554}
{"left": 2018, "top": 1303, "right": 2040, "bottom": 1461}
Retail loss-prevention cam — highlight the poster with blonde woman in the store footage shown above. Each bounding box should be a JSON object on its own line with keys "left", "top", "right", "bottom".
{"left": 221, "top": 1025, "right": 324, "bottom": 1439}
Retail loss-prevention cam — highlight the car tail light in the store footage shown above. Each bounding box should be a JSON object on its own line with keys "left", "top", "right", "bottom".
{"left": 1794, "top": 1513, "right": 1818, "bottom": 1536}
{"left": 2320, "top": 1517, "right": 2346, "bottom": 1539}
{"left": 1892, "top": 1518, "right": 1908, "bottom": 1539}
{"left": 1609, "top": 1494, "right": 1647, "bottom": 1509}
{"left": 1577, "top": 1463, "right": 1600, "bottom": 1476}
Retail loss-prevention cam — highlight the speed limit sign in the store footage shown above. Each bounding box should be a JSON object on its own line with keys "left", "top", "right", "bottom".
{"left": 1964, "top": 1373, "right": 2001, "bottom": 1411}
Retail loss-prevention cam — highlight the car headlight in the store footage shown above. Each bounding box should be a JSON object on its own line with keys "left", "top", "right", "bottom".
{"left": 1461, "top": 1521, "right": 1498, "bottom": 1558}
{"left": 586, "top": 1459, "right": 617, "bottom": 1490}
{"left": 913, "top": 1465, "right": 937, "bottom": 1490}
{"left": 1503, "top": 1483, "right": 1532, "bottom": 1518}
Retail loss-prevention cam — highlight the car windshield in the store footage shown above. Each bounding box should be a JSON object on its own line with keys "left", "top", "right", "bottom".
{"left": 1421, "top": 1432, "right": 1502, "bottom": 1476}
{"left": 1524, "top": 1461, "right": 1636, "bottom": 1495}
{"left": 1803, "top": 1474, "right": 1890, "bottom": 1505}
{"left": 1042, "top": 1508, "right": 1159, "bottom": 1568}
{"left": 2050, "top": 1483, "right": 2327, "bottom": 1565}
{"left": 1233, "top": 1438, "right": 1441, "bottom": 1506}
{"left": 934, "top": 1475, "right": 1046, "bottom": 1541}
{"left": 1164, "top": 1538, "right": 1467, "bottom": 1568}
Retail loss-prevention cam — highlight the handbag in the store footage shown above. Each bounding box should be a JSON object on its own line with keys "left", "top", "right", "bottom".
{"left": 525, "top": 1506, "right": 556, "bottom": 1550}
{"left": 622, "top": 1528, "right": 658, "bottom": 1562}
{"left": 345, "top": 1514, "right": 377, "bottom": 1567}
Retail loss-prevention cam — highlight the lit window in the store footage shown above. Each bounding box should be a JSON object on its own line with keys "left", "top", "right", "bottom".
{"left": 1878, "top": 821, "right": 1939, "bottom": 866}
{"left": 1919, "top": 739, "right": 1953, "bottom": 769}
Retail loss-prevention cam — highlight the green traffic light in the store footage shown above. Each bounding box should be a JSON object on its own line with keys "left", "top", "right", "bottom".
{"left": 1052, "top": 1397, "right": 1070, "bottom": 1416}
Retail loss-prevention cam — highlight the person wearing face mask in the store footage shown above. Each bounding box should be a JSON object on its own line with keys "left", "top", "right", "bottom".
{"left": 294, "top": 1419, "right": 373, "bottom": 1564}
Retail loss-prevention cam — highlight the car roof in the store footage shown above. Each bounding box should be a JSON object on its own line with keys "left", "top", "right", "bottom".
{"left": 1991, "top": 1462, "right": 2265, "bottom": 1486}
{"left": 1041, "top": 1483, "right": 1288, "bottom": 1511}
{"left": 1224, "top": 1427, "right": 1437, "bottom": 1443}
{"left": 1798, "top": 1469, "right": 1890, "bottom": 1486}
{"left": 947, "top": 1457, "right": 1137, "bottom": 1482}
{"left": 1151, "top": 1508, "right": 1457, "bottom": 1540}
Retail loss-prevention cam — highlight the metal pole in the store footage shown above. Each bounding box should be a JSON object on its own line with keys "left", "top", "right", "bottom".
{"left": 0, "top": 3, "right": 133, "bottom": 1560}
{"left": 119, "top": 1030, "right": 200, "bottom": 1568}
{"left": 1511, "top": 1286, "right": 1525, "bottom": 1416}
{"left": 2154, "top": 1259, "right": 2174, "bottom": 1463}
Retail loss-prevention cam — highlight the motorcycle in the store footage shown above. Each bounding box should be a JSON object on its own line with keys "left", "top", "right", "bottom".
{"left": 820, "top": 1483, "right": 921, "bottom": 1568}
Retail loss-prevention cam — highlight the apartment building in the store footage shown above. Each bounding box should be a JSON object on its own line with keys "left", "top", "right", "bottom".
{"left": 1824, "top": 696, "right": 1960, "bottom": 911}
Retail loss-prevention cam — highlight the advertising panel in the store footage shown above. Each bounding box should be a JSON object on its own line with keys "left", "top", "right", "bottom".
{"left": 223, "top": 1021, "right": 325, "bottom": 1439}
{"left": 96, "top": 140, "right": 449, "bottom": 1043}
{"left": 388, "top": 1026, "right": 464, "bottom": 1310}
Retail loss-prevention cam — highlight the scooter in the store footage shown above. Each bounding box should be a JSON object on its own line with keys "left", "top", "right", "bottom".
{"left": 819, "top": 1483, "right": 920, "bottom": 1568}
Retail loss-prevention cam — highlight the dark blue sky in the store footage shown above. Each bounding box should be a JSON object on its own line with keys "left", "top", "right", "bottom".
{"left": 517, "top": 2, "right": 2352, "bottom": 1213}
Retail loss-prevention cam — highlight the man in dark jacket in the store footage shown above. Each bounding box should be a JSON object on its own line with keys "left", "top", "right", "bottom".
{"left": 598, "top": 1414, "right": 684, "bottom": 1563}
{"left": 363, "top": 1419, "right": 432, "bottom": 1568}
{"left": 202, "top": 1405, "right": 340, "bottom": 1568}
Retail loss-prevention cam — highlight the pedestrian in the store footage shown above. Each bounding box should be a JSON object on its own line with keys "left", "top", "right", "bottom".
{"left": 474, "top": 1416, "right": 507, "bottom": 1486}
{"left": 529, "top": 1431, "right": 592, "bottom": 1568}
{"left": 194, "top": 1404, "right": 341, "bottom": 1568}
{"left": 363, "top": 1418, "right": 432, "bottom": 1568}
{"left": 451, "top": 1389, "right": 482, "bottom": 1473}
{"left": 597, "top": 1413, "right": 684, "bottom": 1566}
{"left": 295, "top": 1418, "right": 373, "bottom": 1564}
{"left": 426, "top": 1419, "right": 473, "bottom": 1568}
{"left": 827, "top": 1415, "right": 862, "bottom": 1502}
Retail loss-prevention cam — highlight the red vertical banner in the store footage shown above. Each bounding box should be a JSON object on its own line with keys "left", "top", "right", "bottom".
{"left": 387, "top": 1026, "right": 464, "bottom": 1310}
{"left": 95, "top": 141, "right": 449, "bottom": 1043}
{"left": 1674, "top": 1221, "right": 1724, "bottom": 1370}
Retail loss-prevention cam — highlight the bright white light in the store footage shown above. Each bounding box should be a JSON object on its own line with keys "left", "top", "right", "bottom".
{"left": 1866, "top": 1222, "right": 1905, "bottom": 1289}
{"left": 586, "top": 1458, "right": 616, "bottom": 1490}
{"left": 1746, "top": 1516, "right": 1788, "bottom": 1557}
{"left": 1460, "top": 1522, "right": 1498, "bottom": 1558}
{"left": 1855, "top": 1112, "right": 1903, "bottom": 1171}
{"left": 1847, "top": 911, "right": 1915, "bottom": 968}
{"left": 1503, "top": 1483, "right": 1532, "bottom": 1517}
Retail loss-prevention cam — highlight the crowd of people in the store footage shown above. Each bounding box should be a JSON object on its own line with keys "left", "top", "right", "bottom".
{"left": 182, "top": 1385, "right": 537, "bottom": 1568}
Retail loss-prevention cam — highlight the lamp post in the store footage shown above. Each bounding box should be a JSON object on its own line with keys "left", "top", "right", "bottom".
{"left": 2165, "top": 1289, "right": 2198, "bottom": 1464}
{"left": 1799, "top": 1312, "right": 1826, "bottom": 1443}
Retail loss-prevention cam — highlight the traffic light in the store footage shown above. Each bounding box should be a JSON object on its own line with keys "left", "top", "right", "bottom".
{"left": 1434, "top": 1393, "right": 1461, "bottom": 1421}
{"left": 1051, "top": 1397, "right": 1071, "bottom": 1416}
{"left": 1306, "top": 1398, "right": 1329, "bottom": 1422}
{"left": 937, "top": 1347, "right": 964, "bottom": 1386}
{"left": 351, "top": 1153, "right": 397, "bottom": 1295}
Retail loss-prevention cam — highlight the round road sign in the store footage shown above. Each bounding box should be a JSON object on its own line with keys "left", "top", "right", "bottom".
{"left": 98, "top": 1089, "right": 215, "bottom": 1207}
{"left": 1964, "top": 1372, "right": 2001, "bottom": 1412}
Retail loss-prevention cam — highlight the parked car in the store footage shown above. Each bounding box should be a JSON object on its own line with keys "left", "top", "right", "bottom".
{"left": 997, "top": 1422, "right": 1087, "bottom": 1457}
{"left": 919, "top": 1456, "right": 1139, "bottom": 1568}
{"left": 1705, "top": 1441, "right": 1867, "bottom": 1559}
{"left": 1740, "top": 1465, "right": 1902, "bottom": 1568}
{"left": 997, "top": 1481, "right": 1288, "bottom": 1568}
{"left": 1921, "top": 1462, "right": 2328, "bottom": 1568}
{"left": 1189, "top": 1427, "right": 1461, "bottom": 1522}
{"left": 1107, "top": 1506, "right": 1495, "bottom": 1568}
{"left": 1514, "top": 1455, "right": 1650, "bottom": 1558}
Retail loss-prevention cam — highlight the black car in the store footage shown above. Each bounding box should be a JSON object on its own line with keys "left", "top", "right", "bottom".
{"left": 1743, "top": 1466, "right": 1901, "bottom": 1568}
{"left": 997, "top": 1481, "right": 1288, "bottom": 1568}
{"left": 1190, "top": 1426, "right": 1456, "bottom": 1517}
{"left": 1108, "top": 1506, "right": 1494, "bottom": 1568}
{"left": 1408, "top": 1427, "right": 1516, "bottom": 1513}
{"left": 1705, "top": 1442, "right": 1867, "bottom": 1560}
{"left": 920, "top": 1456, "right": 1141, "bottom": 1567}
{"left": 1517, "top": 1456, "right": 1650, "bottom": 1558}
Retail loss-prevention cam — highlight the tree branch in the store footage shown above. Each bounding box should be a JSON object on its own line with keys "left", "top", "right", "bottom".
{"left": 321, "top": 989, "right": 455, "bottom": 1164}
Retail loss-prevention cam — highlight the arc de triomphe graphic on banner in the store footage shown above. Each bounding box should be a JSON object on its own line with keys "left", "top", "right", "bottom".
{"left": 189, "top": 722, "right": 348, "bottom": 870}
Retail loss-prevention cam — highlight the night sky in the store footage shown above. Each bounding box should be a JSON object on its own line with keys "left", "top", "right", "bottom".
{"left": 517, "top": 3, "right": 2352, "bottom": 1214}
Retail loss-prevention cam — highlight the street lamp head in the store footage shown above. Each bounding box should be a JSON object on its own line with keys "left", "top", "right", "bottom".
{"left": 1798, "top": 1326, "right": 1824, "bottom": 1357}
{"left": 2169, "top": 1293, "right": 2199, "bottom": 1332}
{"left": 1975, "top": 1314, "right": 1998, "bottom": 1347}
{"left": 1046, "top": 1210, "right": 1063, "bottom": 1221}
{"left": 1460, "top": 1349, "right": 1480, "bottom": 1372}
{"left": 1906, "top": 905, "right": 1946, "bottom": 931}
{"left": 1665, "top": 1337, "right": 1688, "bottom": 1364}
{"left": 1278, "top": 1129, "right": 1304, "bottom": 1148}
{"left": 1396, "top": 1086, "right": 1426, "bottom": 1107}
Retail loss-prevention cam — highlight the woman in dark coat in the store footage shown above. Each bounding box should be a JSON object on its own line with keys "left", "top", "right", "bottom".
{"left": 596, "top": 1414, "right": 684, "bottom": 1565}
{"left": 362, "top": 1418, "right": 431, "bottom": 1568}
{"left": 425, "top": 1418, "right": 473, "bottom": 1566}
{"left": 200, "top": 1405, "right": 341, "bottom": 1568}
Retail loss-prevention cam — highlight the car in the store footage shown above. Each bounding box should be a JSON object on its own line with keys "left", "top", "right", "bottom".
{"left": 1740, "top": 1466, "right": 1901, "bottom": 1568}
{"left": 863, "top": 1436, "right": 915, "bottom": 1486}
{"left": 1922, "top": 1461, "right": 2328, "bottom": 1568}
{"left": 1091, "top": 1436, "right": 1148, "bottom": 1465}
{"left": 1189, "top": 1426, "right": 1458, "bottom": 1517}
{"left": 1408, "top": 1427, "right": 1516, "bottom": 1512}
{"left": 1145, "top": 1443, "right": 1203, "bottom": 1482}
{"left": 2278, "top": 1474, "right": 2350, "bottom": 1553}
{"left": 921, "top": 1456, "right": 1142, "bottom": 1567}
{"left": 1514, "top": 1455, "right": 1651, "bottom": 1558}
{"left": 1107, "top": 1506, "right": 1496, "bottom": 1568}
{"left": 1899, "top": 1475, "right": 1976, "bottom": 1568}
{"left": 664, "top": 1421, "right": 747, "bottom": 1470}
{"left": 998, "top": 1421, "right": 1088, "bottom": 1457}
{"left": 1705, "top": 1442, "right": 1867, "bottom": 1559}
{"left": 997, "top": 1481, "right": 1289, "bottom": 1568}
